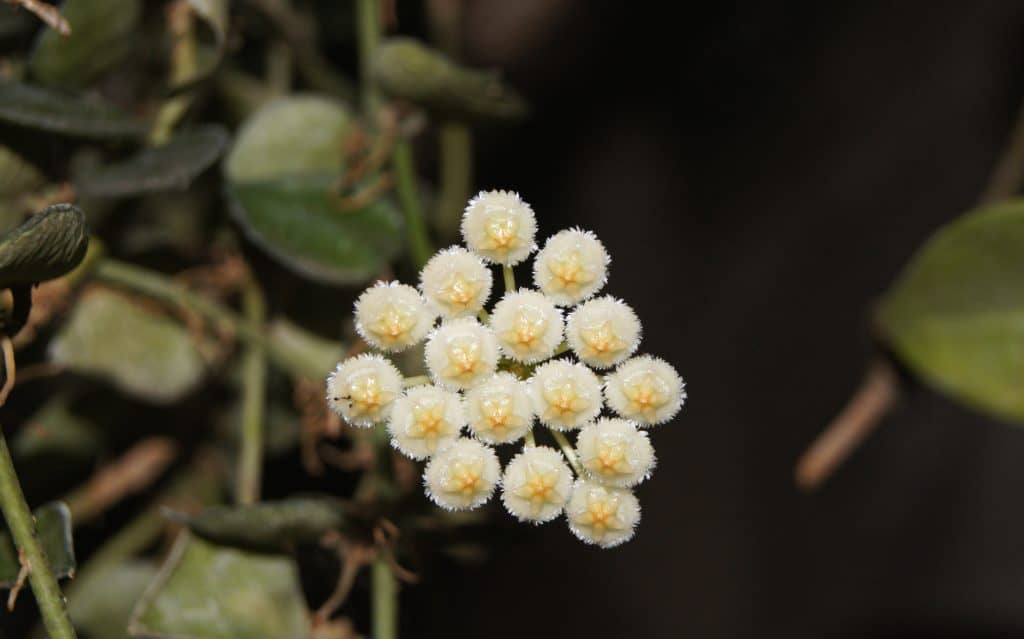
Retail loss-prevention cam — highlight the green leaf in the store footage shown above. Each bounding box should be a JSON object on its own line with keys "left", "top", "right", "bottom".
{"left": 29, "top": 0, "right": 142, "bottom": 89}
{"left": 0, "top": 146, "right": 45, "bottom": 198}
{"left": 12, "top": 395, "right": 101, "bottom": 461}
{"left": 0, "top": 502, "right": 75, "bottom": 587}
{"left": 0, "top": 82, "right": 142, "bottom": 139}
{"left": 227, "top": 177, "right": 403, "bottom": 285}
{"left": 173, "top": 497, "right": 349, "bottom": 553}
{"left": 49, "top": 288, "right": 206, "bottom": 403}
{"left": 69, "top": 560, "right": 158, "bottom": 639}
{"left": 372, "top": 37, "right": 527, "bottom": 121}
{"left": 267, "top": 318, "right": 345, "bottom": 380}
{"left": 128, "top": 534, "right": 310, "bottom": 639}
{"left": 0, "top": 203, "right": 88, "bottom": 288}
{"left": 876, "top": 198, "right": 1024, "bottom": 423}
{"left": 179, "top": 0, "right": 229, "bottom": 89}
{"left": 77, "top": 125, "right": 230, "bottom": 198}
{"left": 224, "top": 95, "right": 353, "bottom": 183}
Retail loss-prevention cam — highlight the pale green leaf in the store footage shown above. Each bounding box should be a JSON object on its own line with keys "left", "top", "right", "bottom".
{"left": 0, "top": 82, "right": 142, "bottom": 138}
{"left": 70, "top": 560, "right": 158, "bottom": 639}
{"left": 877, "top": 198, "right": 1024, "bottom": 423}
{"left": 0, "top": 145, "right": 45, "bottom": 198}
{"left": 0, "top": 502, "right": 75, "bottom": 587}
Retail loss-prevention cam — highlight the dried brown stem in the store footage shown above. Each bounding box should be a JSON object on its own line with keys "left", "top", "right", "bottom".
{"left": 0, "top": 336, "right": 16, "bottom": 407}
{"left": 794, "top": 360, "right": 898, "bottom": 491}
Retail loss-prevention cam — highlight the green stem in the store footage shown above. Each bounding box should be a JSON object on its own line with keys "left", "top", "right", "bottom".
{"left": 393, "top": 142, "right": 433, "bottom": 268}
{"left": 372, "top": 558, "right": 397, "bottom": 639}
{"left": 237, "top": 280, "right": 267, "bottom": 505}
{"left": 356, "top": 0, "right": 381, "bottom": 116}
{"left": 502, "top": 265, "right": 516, "bottom": 292}
{"left": 549, "top": 430, "right": 584, "bottom": 476}
{"left": 0, "top": 430, "right": 77, "bottom": 639}
{"left": 437, "top": 122, "right": 472, "bottom": 237}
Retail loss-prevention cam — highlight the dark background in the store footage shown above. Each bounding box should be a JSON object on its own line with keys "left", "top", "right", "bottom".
{"left": 407, "top": 1, "right": 1024, "bottom": 637}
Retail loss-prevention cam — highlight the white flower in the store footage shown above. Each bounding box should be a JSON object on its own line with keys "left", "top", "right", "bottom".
{"left": 489, "top": 289, "right": 564, "bottom": 363}
{"left": 576, "top": 418, "right": 655, "bottom": 487}
{"left": 326, "top": 355, "right": 403, "bottom": 427}
{"left": 387, "top": 385, "right": 465, "bottom": 459}
{"left": 424, "top": 438, "right": 501, "bottom": 510}
{"left": 528, "top": 360, "right": 603, "bottom": 430}
{"left": 604, "top": 355, "right": 685, "bottom": 426}
{"left": 465, "top": 373, "right": 534, "bottom": 444}
{"left": 424, "top": 318, "right": 500, "bottom": 390}
{"left": 566, "top": 296, "right": 641, "bottom": 369}
{"left": 354, "top": 281, "right": 435, "bottom": 352}
{"left": 501, "top": 446, "right": 573, "bottom": 523}
{"left": 532, "top": 228, "right": 609, "bottom": 306}
{"left": 461, "top": 190, "right": 537, "bottom": 265}
{"left": 565, "top": 480, "right": 640, "bottom": 548}
{"left": 419, "top": 246, "right": 493, "bottom": 319}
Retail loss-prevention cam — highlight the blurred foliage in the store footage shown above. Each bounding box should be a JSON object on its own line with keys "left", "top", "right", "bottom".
{"left": 0, "top": 0, "right": 525, "bottom": 636}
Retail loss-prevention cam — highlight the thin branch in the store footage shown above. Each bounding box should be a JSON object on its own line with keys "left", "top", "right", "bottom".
{"left": 236, "top": 279, "right": 267, "bottom": 505}
{"left": 3, "top": 0, "right": 70, "bottom": 35}
{"left": 794, "top": 360, "right": 898, "bottom": 491}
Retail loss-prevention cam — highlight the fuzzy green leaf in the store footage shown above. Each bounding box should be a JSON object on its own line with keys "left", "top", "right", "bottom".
{"left": 372, "top": 37, "right": 527, "bottom": 121}
{"left": 128, "top": 534, "right": 309, "bottom": 639}
{"left": 49, "top": 289, "right": 206, "bottom": 403}
{"left": 267, "top": 318, "right": 345, "bottom": 380}
{"left": 0, "top": 203, "right": 88, "bottom": 289}
{"left": 227, "top": 177, "right": 403, "bottom": 285}
{"left": 0, "top": 502, "right": 76, "bottom": 587}
{"left": 77, "top": 125, "right": 230, "bottom": 198}
{"left": 0, "top": 83, "right": 142, "bottom": 138}
{"left": 69, "top": 560, "right": 158, "bottom": 639}
{"left": 174, "top": 497, "right": 349, "bottom": 553}
{"left": 29, "top": 0, "right": 141, "bottom": 89}
{"left": 877, "top": 198, "right": 1024, "bottom": 423}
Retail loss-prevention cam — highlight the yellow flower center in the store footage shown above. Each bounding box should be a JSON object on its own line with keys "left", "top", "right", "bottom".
{"left": 547, "top": 251, "right": 593, "bottom": 293}
{"left": 623, "top": 373, "right": 667, "bottom": 420}
{"left": 438, "top": 272, "right": 481, "bottom": 310}
{"left": 442, "top": 460, "right": 484, "bottom": 496}
{"left": 368, "top": 304, "right": 417, "bottom": 346}
{"left": 579, "top": 494, "right": 625, "bottom": 537}
{"left": 542, "top": 381, "right": 585, "bottom": 421}
{"left": 408, "top": 401, "right": 448, "bottom": 450}
{"left": 499, "top": 307, "right": 548, "bottom": 355}
{"left": 592, "top": 440, "right": 631, "bottom": 477}
{"left": 580, "top": 320, "right": 623, "bottom": 355}
{"left": 443, "top": 340, "right": 482, "bottom": 380}
{"left": 346, "top": 375, "right": 394, "bottom": 420}
{"left": 483, "top": 213, "right": 519, "bottom": 251}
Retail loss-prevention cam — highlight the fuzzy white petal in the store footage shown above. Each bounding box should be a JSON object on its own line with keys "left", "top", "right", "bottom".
{"left": 565, "top": 480, "right": 640, "bottom": 548}
{"left": 424, "top": 438, "right": 501, "bottom": 510}
{"left": 532, "top": 228, "right": 609, "bottom": 305}
{"left": 566, "top": 296, "right": 641, "bottom": 369}
{"left": 419, "top": 246, "right": 493, "bottom": 319}
{"left": 354, "top": 281, "right": 435, "bottom": 352}
{"left": 387, "top": 385, "right": 465, "bottom": 459}
{"left": 489, "top": 289, "right": 564, "bottom": 363}
{"left": 461, "top": 190, "right": 537, "bottom": 265}
{"left": 465, "top": 372, "right": 534, "bottom": 444}
{"left": 326, "top": 354, "right": 403, "bottom": 427}
{"left": 528, "top": 360, "right": 603, "bottom": 430}
{"left": 576, "top": 418, "right": 655, "bottom": 487}
{"left": 424, "top": 318, "right": 500, "bottom": 390}
{"left": 501, "top": 446, "right": 573, "bottom": 523}
{"left": 604, "top": 355, "right": 686, "bottom": 426}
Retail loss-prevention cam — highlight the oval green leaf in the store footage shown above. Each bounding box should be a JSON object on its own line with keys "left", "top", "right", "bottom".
{"left": 0, "top": 203, "right": 88, "bottom": 289}
{"left": 877, "top": 198, "right": 1024, "bottom": 423}
{"left": 0, "top": 145, "right": 46, "bottom": 198}
{"left": 0, "top": 502, "right": 75, "bottom": 587}
{"left": 29, "top": 0, "right": 141, "bottom": 89}
{"left": 77, "top": 125, "right": 230, "bottom": 198}
{"left": 69, "top": 560, "right": 159, "bottom": 639}
{"left": 227, "top": 177, "right": 403, "bottom": 285}
{"left": 0, "top": 82, "right": 142, "bottom": 138}
{"left": 49, "top": 288, "right": 206, "bottom": 403}
{"left": 224, "top": 95, "right": 353, "bottom": 183}
{"left": 174, "top": 497, "right": 349, "bottom": 553}
{"left": 128, "top": 534, "right": 309, "bottom": 639}
{"left": 372, "top": 37, "right": 527, "bottom": 121}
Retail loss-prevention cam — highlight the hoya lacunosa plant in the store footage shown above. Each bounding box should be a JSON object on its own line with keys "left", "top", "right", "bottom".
{"left": 327, "top": 190, "right": 686, "bottom": 548}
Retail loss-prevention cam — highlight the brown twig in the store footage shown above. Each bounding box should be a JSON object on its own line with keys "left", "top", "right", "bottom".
{"left": 794, "top": 360, "right": 898, "bottom": 491}
{"left": 6, "top": 548, "right": 29, "bottom": 610}
{"left": 0, "top": 336, "right": 16, "bottom": 407}
{"left": 2, "top": 0, "right": 70, "bottom": 35}
{"left": 65, "top": 437, "right": 179, "bottom": 524}
{"left": 314, "top": 537, "right": 375, "bottom": 624}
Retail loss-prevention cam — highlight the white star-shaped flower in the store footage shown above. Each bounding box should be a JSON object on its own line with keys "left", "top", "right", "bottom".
{"left": 424, "top": 438, "right": 501, "bottom": 510}
{"left": 326, "top": 354, "right": 403, "bottom": 427}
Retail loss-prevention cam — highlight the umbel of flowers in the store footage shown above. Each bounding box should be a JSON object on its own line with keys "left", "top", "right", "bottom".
{"left": 327, "top": 190, "right": 685, "bottom": 548}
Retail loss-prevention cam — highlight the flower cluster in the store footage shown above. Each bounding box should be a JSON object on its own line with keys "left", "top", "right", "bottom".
{"left": 327, "top": 190, "right": 686, "bottom": 548}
